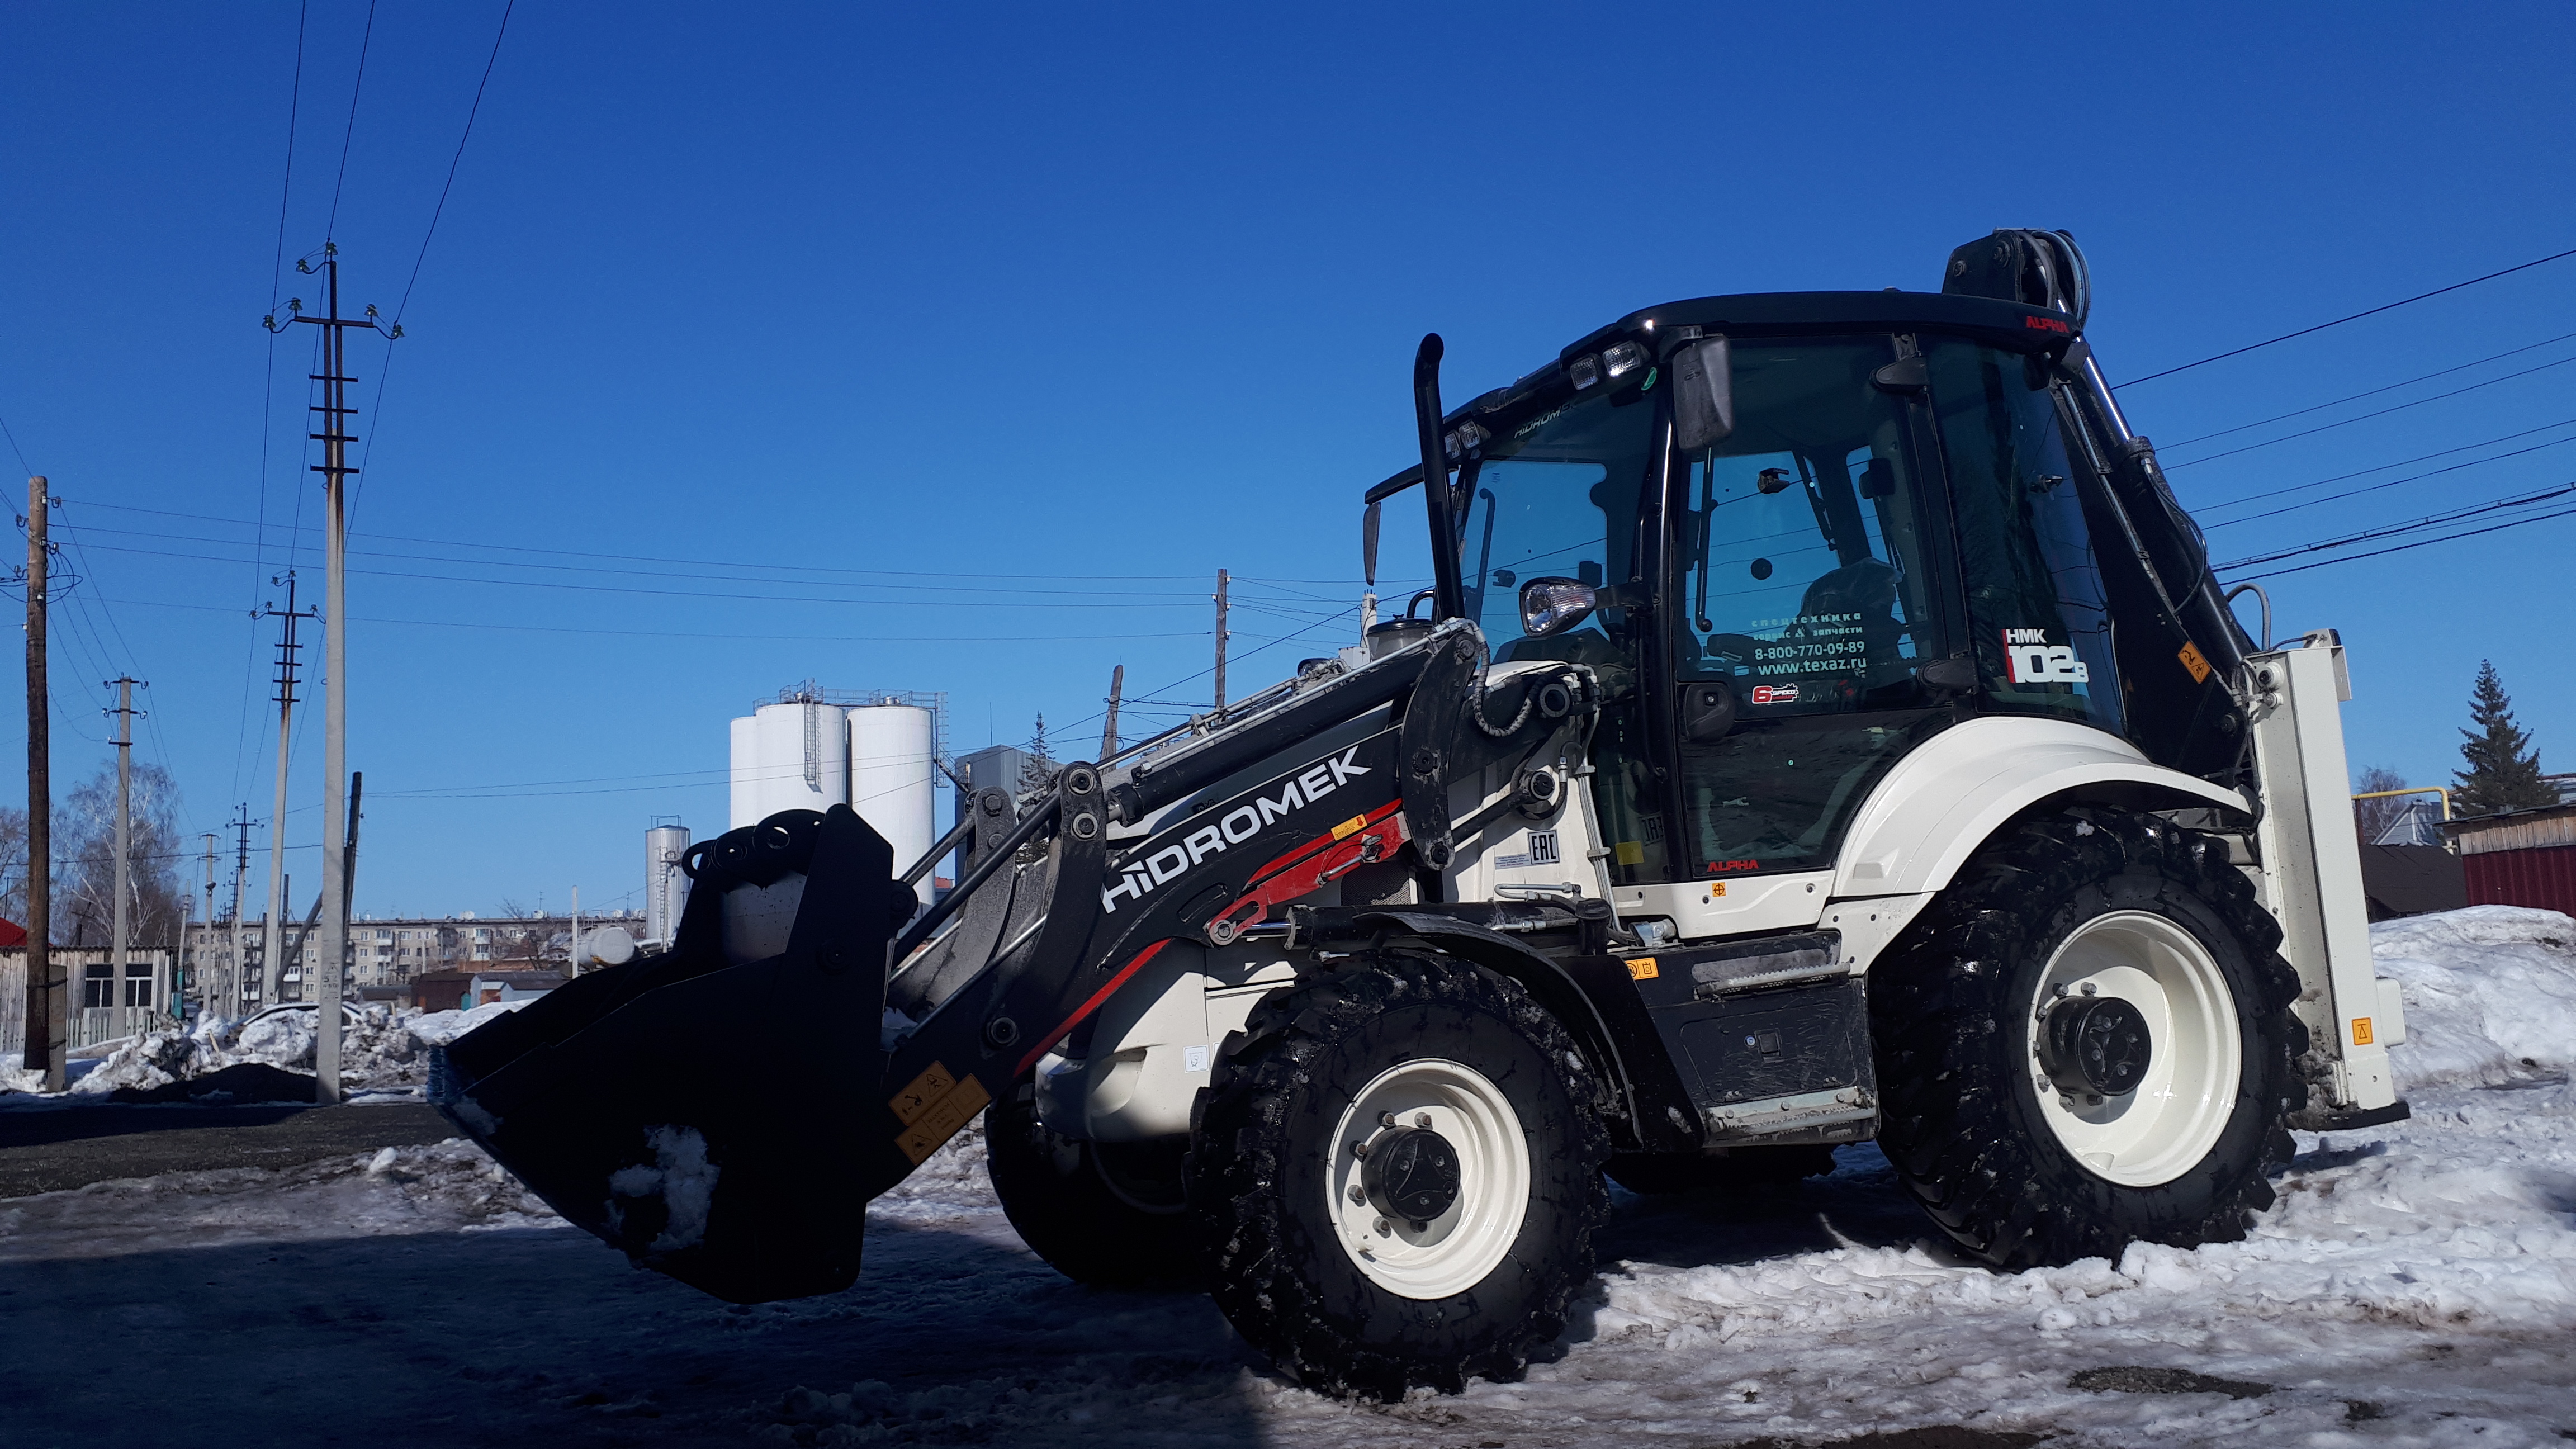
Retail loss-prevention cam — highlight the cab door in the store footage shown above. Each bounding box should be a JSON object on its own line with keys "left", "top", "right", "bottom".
{"left": 1656, "top": 334, "right": 1963, "bottom": 883}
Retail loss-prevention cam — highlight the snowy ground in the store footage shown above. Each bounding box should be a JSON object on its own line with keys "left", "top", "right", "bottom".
{"left": 3, "top": 907, "right": 2572, "bottom": 1447}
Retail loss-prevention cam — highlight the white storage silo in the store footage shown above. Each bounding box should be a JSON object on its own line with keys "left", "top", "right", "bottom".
{"left": 729, "top": 697, "right": 851, "bottom": 828}
{"left": 849, "top": 700, "right": 938, "bottom": 908}
{"left": 645, "top": 823, "right": 690, "bottom": 944}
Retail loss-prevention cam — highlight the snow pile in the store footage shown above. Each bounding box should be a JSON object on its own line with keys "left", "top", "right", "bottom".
{"left": 2370, "top": 904, "right": 2576, "bottom": 1088}
{"left": 1595, "top": 1079, "right": 2576, "bottom": 1349}
{"left": 64, "top": 1029, "right": 206, "bottom": 1095}
{"left": 0, "top": 1137, "right": 565, "bottom": 1262}
{"left": 60, "top": 1000, "right": 529, "bottom": 1097}
{"left": 863, "top": 1116, "right": 996, "bottom": 1225}
{"left": 1565, "top": 904, "right": 2576, "bottom": 1443}
{"left": 405, "top": 1000, "right": 530, "bottom": 1047}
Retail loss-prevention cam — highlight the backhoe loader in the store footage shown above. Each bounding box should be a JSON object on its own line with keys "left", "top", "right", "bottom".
{"left": 435, "top": 228, "right": 2409, "bottom": 1399}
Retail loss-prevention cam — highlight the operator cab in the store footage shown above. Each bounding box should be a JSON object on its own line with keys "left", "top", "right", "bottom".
{"left": 1369, "top": 290, "right": 2222, "bottom": 893}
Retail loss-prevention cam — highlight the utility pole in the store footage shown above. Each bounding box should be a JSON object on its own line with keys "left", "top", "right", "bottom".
{"left": 1212, "top": 569, "right": 1230, "bottom": 715}
{"left": 106, "top": 677, "right": 142, "bottom": 1023}
{"left": 227, "top": 805, "right": 252, "bottom": 1018}
{"left": 1098, "top": 664, "right": 1124, "bottom": 761}
{"left": 257, "top": 572, "right": 314, "bottom": 1012}
{"left": 197, "top": 832, "right": 216, "bottom": 1015}
{"left": 22, "top": 477, "right": 58, "bottom": 1089}
{"left": 570, "top": 886, "right": 580, "bottom": 973}
{"left": 270, "top": 243, "right": 395, "bottom": 1106}
{"left": 334, "top": 771, "right": 361, "bottom": 1003}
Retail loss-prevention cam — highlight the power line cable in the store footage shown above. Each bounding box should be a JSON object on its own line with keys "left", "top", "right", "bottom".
{"left": 68, "top": 522, "right": 1237, "bottom": 600}
{"left": 2118, "top": 244, "right": 2576, "bottom": 386}
{"left": 245, "top": 2, "right": 308, "bottom": 812}
{"left": 2214, "top": 484, "right": 2576, "bottom": 570}
{"left": 324, "top": 0, "right": 380, "bottom": 240}
{"left": 0, "top": 411, "right": 31, "bottom": 475}
{"left": 392, "top": 0, "right": 513, "bottom": 326}
{"left": 65, "top": 540, "right": 1290, "bottom": 609}
{"left": 2223, "top": 504, "right": 2576, "bottom": 581}
{"left": 2161, "top": 354, "right": 2576, "bottom": 469}
{"left": 2161, "top": 328, "right": 2576, "bottom": 450}
{"left": 86, "top": 592, "right": 1213, "bottom": 644}
{"left": 2200, "top": 430, "right": 2576, "bottom": 531}
{"left": 2193, "top": 418, "right": 2576, "bottom": 521}
{"left": 69, "top": 498, "right": 1399, "bottom": 588}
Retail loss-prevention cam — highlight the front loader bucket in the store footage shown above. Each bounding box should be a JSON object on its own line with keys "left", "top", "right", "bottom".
{"left": 433, "top": 805, "right": 917, "bottom": 1303}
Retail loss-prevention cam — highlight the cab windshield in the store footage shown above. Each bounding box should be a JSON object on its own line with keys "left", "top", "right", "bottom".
{"left": 1453, "top": 379, "right": 1660, "bottom": 675}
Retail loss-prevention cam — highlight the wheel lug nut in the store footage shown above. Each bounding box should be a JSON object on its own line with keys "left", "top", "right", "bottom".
{"left": 1349, "top": 1184, "right": 1367, "bottom": 1205}
{"left": 1373, "top": 1218, "right": 1390, "bottom": 1235}
{"left": 1413, "top": 1112, "right": 1432, "bottom": 1128}
{"left": 2080, "top": 982, "right": 2097, "bottom": 996}
{"left": 1349, "top": 1140, "right": 1369, "bottom": 1159}
{"left": 1379, "top": 1111, "right": 1398, "bottom": 1128}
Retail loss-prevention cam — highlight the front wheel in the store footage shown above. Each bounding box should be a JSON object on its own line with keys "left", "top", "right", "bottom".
{"left": 1869, "top": 805, "right": 2306, "bottom": 1268}
{"left": 986, "top": 1082, "right": 1199, "bottom": 1289}
{"left": 1186, "top": 951, "right": 1610, "bottom": 1400}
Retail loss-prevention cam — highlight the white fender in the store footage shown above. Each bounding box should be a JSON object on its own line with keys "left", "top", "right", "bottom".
{"left": 1832, "top": 717, "right": 2248, "bottom": 899}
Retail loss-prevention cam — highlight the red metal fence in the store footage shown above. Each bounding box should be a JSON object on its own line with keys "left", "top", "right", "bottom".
{"left": 2461, "top": 843, "right": 2576, "bottom": 916}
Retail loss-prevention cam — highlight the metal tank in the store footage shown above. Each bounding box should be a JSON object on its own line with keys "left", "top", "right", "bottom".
{"left": 848, "top": 700, "right": 938, "bottom": 908}
{"left": 645, "top": 823, "right": 690, "bottom": 945}
{"left": 729, "top": 697, "right": 851, "bottom": 828}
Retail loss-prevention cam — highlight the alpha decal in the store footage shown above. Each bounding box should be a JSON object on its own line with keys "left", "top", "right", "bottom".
{"left": 2002, "top": 628, "right": 2090, "bottom": 685}
{"left": 1099, "top": 745, "right": 1374, "bottom": 914}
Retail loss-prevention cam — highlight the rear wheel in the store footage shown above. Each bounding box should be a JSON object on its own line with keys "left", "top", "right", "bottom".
{"left": 1869, "top": 804, "right": 2305, "bottom": 1268}
{"left": 1186, "top": 951, "right": 1609, "bottom": 1400}
{"left": 986, "top": 1083, "right": 1199, "bottom": 1289}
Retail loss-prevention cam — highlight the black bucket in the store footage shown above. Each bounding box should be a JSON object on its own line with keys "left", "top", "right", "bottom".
{"left": 434, "top": 805, "right": 917, "bottom": 1303}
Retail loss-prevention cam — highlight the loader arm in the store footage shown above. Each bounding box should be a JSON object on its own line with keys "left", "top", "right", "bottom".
{"left": 434, "top": 621, "right": 1592, "bottom": 1303}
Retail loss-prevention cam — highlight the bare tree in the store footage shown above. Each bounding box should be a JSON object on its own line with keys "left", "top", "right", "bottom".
{"left": 2352, "top": 764, "right": 2413, "bottom": 843}
{"left": 0, "top": 804, "right": 27, "bottom": 929}
{"left": 57, "top": 760, "right": 188, "bottom": 947}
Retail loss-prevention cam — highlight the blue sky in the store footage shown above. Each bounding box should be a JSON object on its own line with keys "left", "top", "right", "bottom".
{"left": 2, "top": 3, "right": 2572, "bottom": 917}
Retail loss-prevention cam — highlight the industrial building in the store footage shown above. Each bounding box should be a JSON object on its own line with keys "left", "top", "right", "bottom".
{"left": 728, "top": 685, "right": 950, "bottom": 905}
{"left": 178, "top": 908, "right": 647, "bottom": 1010}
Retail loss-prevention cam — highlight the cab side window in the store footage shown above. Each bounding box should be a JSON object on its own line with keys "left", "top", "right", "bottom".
{"left": 1926, "top": 339, "right": 2123, "bottom": 735}
{"left": 1668, "top": 338, "right": 1951, "bottom": 878}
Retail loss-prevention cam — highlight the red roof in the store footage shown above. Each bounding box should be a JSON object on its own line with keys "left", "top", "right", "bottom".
{"left": 0, "top": 918, "right": 26, "bottom": 949}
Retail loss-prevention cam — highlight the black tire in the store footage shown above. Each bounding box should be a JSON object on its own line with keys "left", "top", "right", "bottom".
{"left": 1603, "top": 1145, "right": 1839, "bottom": 1195}
{"left": 985, "top": 1082, "right": 1200, "bottom": 1290}
{"left": 1185, "top": 950, "right": 1611, "bottom": 1400}
{"left": 1869, "top": 804, "right": 2307, "bottom": 1268}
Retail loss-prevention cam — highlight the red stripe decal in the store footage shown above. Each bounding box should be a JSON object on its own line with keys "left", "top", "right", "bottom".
{"left": 1248, "top": 799, "right": 1406, "bottom": 883}
{"left": 1016, "top": 939, "right": 1172, "bottom": 1079}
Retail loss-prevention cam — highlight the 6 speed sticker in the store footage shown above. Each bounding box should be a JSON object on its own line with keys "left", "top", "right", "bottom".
{"left": 1750, "top": 683, "right": 1800, "bottom": 705}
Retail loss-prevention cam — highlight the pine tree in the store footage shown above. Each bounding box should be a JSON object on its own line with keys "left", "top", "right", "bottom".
{"left": 1019, "top": 713, "right": 1056, "bottom": 793}
{"left": 2453, "top": 660, "right": 2555, "bottom": 817}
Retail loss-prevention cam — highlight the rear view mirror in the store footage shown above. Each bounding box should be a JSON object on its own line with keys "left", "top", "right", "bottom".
{"left": 1519, "top": 577, "right": 1597, "bottom": 638}
{"left": 1362, "top": 499, "right": 1382, "bottom": 587}
{"left": 1672, "top": 336, "right": 1734, "bottom": 452}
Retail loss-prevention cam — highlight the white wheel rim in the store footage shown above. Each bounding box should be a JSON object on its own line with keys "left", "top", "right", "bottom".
{"left": 1325, "top": 1058, "right": 1531, "bottom": 1300}
{"left": 2028, "top": 910, "right": 2242, "bottom": 1188}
